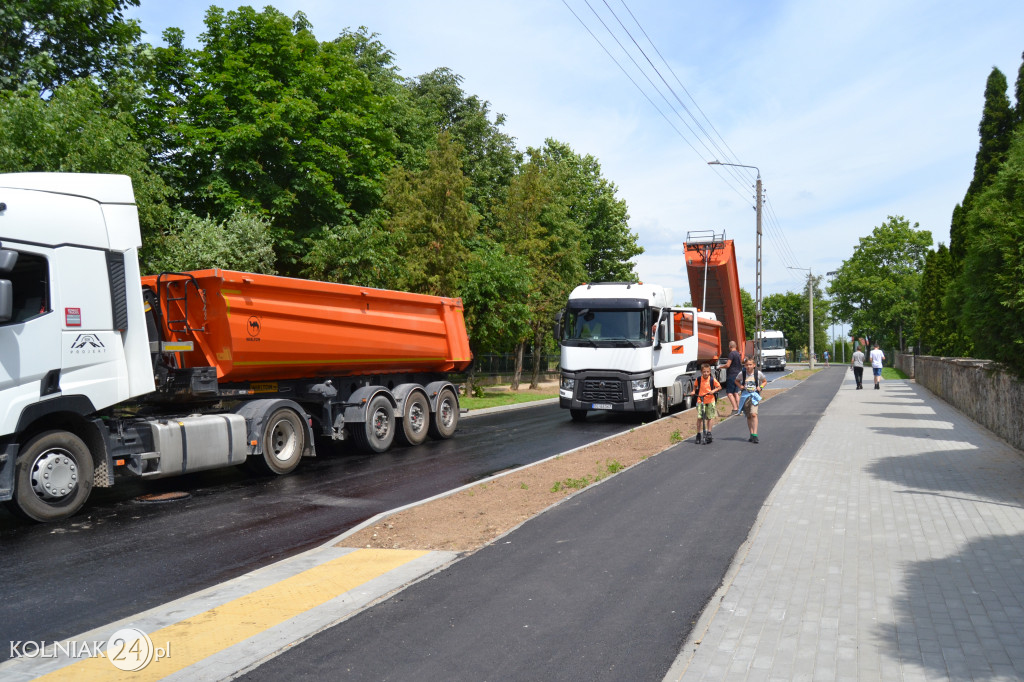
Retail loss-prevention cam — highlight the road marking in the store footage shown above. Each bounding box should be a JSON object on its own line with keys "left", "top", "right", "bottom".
{"left": 37, "top": 548, "right": 427, "bottom": 681}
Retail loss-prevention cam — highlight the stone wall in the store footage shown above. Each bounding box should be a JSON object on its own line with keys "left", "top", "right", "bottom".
{"left": 912, "top": 355, "right": 1024, "bottom": 452}
{"left": 894, "top": 353, "right": 915, "bottom": 378}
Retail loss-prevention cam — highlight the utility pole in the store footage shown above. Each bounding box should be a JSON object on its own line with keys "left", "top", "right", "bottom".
{"left": 708, "top": 161, "right": 762, "bottom": 367}
{"left": 807, "top": 269, "right": 814, "bottom": 369}
{"left": 789, "top": 266, "right": 814, "bottom": 368}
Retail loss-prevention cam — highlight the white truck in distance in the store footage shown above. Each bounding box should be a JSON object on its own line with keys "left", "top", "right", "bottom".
{"left": 555, "top": 282, "right": 722, "bottom": 421}
{"left": 757, "top": 330, "right": 787, "bottom": 370}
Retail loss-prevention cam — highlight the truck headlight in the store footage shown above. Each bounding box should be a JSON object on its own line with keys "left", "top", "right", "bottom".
{"left": 631, "top": 378, "right": 651, "bottom": 391}
{"left": 561, "top": 376, "right": 575, "bottom": 390}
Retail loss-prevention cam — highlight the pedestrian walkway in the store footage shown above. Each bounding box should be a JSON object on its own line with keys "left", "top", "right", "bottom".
{"left": 667, "top": 371, "right": 1024, "bottom": 681}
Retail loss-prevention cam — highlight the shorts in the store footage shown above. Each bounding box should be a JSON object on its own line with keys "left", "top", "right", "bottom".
{"left": 696, "top": 402, "right": 716, "bottom": 419}
{"left": 726, "top": 376, "right": 740, "bottom": 394}
{"left": 872, "top": 367, "right": 882, "bottom": 377}
{"left": 741, "top": 398, "right": 759, "bottom": 416}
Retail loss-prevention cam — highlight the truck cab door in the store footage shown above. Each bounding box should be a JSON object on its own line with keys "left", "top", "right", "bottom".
{"left": 0, "top": 247, "right": 62, "bottom": 434}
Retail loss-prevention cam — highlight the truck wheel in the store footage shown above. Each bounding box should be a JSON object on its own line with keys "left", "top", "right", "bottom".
{"left": 7, "top": 431, "right": 94, "bottom": 523}
{"left": 397, "top": 389, "right": 431, "bottom": 447}
{"left": 354, "top": 394, "right": 396, "bottom": 453}
{"left": 649, "top": 389, "right": 666, "bottom": 421}
{"left": 428, "top": 387, "right": 459, "bottom": 440}
{"left": 254, "top": 408, "right": 306, "bottom": 475}
{"left": 570, "top": 409, "right": 588, "bottom": 422}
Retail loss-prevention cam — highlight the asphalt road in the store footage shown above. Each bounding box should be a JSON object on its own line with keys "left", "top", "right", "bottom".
{"left": 242, "top": 368, "right": 844, "bottom": 681}
{"left": 0, "top": 401, "right": 640, "bottom": 661}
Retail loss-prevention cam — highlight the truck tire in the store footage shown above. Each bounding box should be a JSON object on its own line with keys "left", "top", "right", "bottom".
{"left": 253, "top": 408, "right": 306, "bottom": 475}
{"left": 428, "top": 387, "right": 459, "bottom": 440}
{"left": 396, "top": 389, "right": 430, "bottom": 447}
{"left": 649, "top": 389, "right": 666, "bottom": 421}
{"left": 353, "top": 394, "right": 396, "bottom": 453}
{"left": 7, "top": 431, "right": 94, "bottom": 523}
{"left": 569, "top": 409, "right": 588, "bottom": 422}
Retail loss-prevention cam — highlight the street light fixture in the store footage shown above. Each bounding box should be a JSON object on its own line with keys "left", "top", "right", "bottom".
{"left": 788, "top": 266, "right": 814, "bottom": 369}
{"left": 708, "top": 160, "right": 762, "bottom": 367}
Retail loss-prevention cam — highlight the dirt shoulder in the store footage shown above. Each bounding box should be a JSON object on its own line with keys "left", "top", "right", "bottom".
{"left": 341, "top": 388, "right": 786, "bottom": 553}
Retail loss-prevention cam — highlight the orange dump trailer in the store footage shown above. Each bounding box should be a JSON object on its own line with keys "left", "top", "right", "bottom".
{"left": 140, "top": 269, "right": 472, "bottom": 383}
{"left": 673, "top": 311, "right": 723, "bottom": 363}
{"left": 137, "top": 269, "right": 471, "bottom": 456}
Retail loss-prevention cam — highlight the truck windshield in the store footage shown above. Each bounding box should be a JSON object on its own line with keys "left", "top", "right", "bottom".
{"left": 761, "top": 337, "right": 786, "bottom": 350}
{"left": 563, "top": 307, "right": 650, "bottom": 345}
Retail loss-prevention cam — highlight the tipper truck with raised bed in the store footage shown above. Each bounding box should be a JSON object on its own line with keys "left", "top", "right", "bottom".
{"left": 0, "top": 173, "right": 471, "bottom": 522}
{"left": 555, "top": 282, "right": 723, "bottom": 420}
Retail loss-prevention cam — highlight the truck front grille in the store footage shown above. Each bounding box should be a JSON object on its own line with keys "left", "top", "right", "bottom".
{"left": 580, "top": 378, "right": 625, "bottom": 402}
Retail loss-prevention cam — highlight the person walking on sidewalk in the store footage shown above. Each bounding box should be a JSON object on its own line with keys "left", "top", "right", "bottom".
{"left": 851, "top": 346, "right": 865, "bottom": 389}
{"left": 690, "top": 363, "right": 721, "bottom": 444}
{"left": 736, "top": 357, "right": 767, "bottom": 444}
{"left": 869, "top": 343, "right": 885, "bottom": 389}
{"left": 723, "top": 340, "right": 743, "bottom": 415}
{"left": 823, "top": 350, "right": 830, "bottom": 367}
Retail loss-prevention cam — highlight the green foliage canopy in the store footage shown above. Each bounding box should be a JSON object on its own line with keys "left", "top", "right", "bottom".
{"left": 828, "top": 216, "right": 932, "bottom": 350}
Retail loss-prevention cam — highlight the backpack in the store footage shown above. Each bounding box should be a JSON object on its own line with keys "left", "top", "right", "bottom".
{"left": 695, "top": 374, "right": 720, "bottom": 403}
{"left": 740, "top": 368, "right": 762, "bottom": 391}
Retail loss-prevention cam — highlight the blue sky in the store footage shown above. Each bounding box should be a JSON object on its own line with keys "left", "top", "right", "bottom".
{"left": 126, "top": 1, "right": 1024, "bottom": 303}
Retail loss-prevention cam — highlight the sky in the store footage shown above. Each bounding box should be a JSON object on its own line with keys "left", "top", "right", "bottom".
{"left": 126, "top": 0, "right": 1024, "bottom": 305}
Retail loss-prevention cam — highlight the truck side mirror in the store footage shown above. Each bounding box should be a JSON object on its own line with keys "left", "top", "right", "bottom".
{"left": 0, "top": 280, "right": 12, "bottom": 323}
{"left": 0, "top": 248, "right": 18, "bottom": 274}
{"left": 553, "top": 309, "right": 565, "bottom": 340}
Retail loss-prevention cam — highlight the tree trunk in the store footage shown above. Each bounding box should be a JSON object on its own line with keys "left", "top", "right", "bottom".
{"left": 464, "top": 355, "right": 477, "bottom": 397}
{"left": 530, "top": 328, "right": 543, "bottom": 389}
{"left": 511, "top": 341, "right": 525, "bottom": 391}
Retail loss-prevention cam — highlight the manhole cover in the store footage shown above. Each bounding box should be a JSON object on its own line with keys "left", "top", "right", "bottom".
{"left": 134, "top": 491, "right": 191, "bottom": 504}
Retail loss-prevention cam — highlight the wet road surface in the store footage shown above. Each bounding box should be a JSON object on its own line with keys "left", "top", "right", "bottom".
{"left": 0, "top": 402, "right": 639, "bottom": 660}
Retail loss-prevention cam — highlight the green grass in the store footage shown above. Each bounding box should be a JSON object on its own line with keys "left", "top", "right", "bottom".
{"left": 882, "top": 367, "right": 908, "bottom": 379}
{"left": 460, "top": 389, "right": 559, "bottom": 410}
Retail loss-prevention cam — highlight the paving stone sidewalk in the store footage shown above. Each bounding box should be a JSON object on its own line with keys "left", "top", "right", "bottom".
{"left": 667, "top": 371, "right": 1024, "bottom": 681}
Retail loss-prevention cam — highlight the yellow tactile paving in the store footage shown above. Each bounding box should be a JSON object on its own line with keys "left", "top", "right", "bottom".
{"left": 38, "top": 548, "right": 427, "bottom": 681}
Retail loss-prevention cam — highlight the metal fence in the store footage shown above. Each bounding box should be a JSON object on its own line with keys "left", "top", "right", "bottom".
{"left": 473, "top": 354, "right": 560, "bottom": 376}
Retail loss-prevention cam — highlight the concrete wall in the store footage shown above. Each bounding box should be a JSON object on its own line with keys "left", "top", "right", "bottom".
{"left": 910, "top": 355, "right": 1024, "bottom": 452}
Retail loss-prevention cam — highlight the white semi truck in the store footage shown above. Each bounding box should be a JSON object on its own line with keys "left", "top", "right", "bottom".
{"left": 0, "top": 173, "right": 471, "bottom": 522}
{"left": 757, "top": 330, "right": 787, "bottom": 370}
{"left": 555, "top": 282, "right": 723, "bottom": 421}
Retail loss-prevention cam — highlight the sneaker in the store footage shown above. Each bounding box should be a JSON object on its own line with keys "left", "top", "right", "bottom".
{"left": 875, "top": 384, "right": 880, "bottom": 390}
{"left": 748, "top": 435, "right": 754, "bottom": 442}
{"left": 704, "top": 433, "right": 713, "bottom": 444}
{"left": 695, "top": 433, "right": 702, "bottom": 444}
{"left": 752, "top": 435, "right": 759, "bottom": 444}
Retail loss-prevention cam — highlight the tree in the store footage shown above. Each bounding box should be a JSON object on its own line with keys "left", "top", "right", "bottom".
{"left": 763, "top": 285, "right": 827, "bottom": 356}
{"left": 958, "top": 131, "right": 1024, "bottom": 376}
{"left": 491, "top": 152, "right": 585, "bottom": 388}
{"left": 532, "top": 139, "right": 642, "bottom": 281}
{"left": 145, "top": 209, "right": 277, "bottom": 275}
{"left": 407, "top": 68, "right": 521, "bottom": 219}
{"left": 917, "top": 244, "right": 967, "bottom": 356}
{"left": 0, "top": 0, "right": 142, "bottom": 94}
{"left": 0, "top": 79, "right": 172, "bottom": 245}
{"left": 740, "top": 288, "right": 755, "bottom": 339}
{"left": 159, "top": 6, "right": 399, "bottom": 273}
{"left": 828, "top": 216, "right": 932, "bottom": 351}
{"left": 382, "top": 132, "right": 479, "bottom": 298}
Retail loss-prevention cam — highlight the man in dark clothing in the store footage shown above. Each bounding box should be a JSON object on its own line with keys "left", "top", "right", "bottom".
{"left": 724, "top": 340, "right": 743, "bottom": 416}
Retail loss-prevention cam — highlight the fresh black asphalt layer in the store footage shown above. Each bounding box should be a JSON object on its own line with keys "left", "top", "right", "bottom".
{"left": 242, "top": 369, "right": 845, "bottom": 681}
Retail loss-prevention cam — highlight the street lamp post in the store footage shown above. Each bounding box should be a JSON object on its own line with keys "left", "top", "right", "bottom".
{"left": 708, "top": 160, "right": 762, "bottom": 367}
{"left": 789, "top": 266, "right": 814, "bottom": 369}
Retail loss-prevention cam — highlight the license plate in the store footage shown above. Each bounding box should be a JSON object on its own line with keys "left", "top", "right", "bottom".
{"left": 592, "top": 403, "right": 613, "bottom": 410}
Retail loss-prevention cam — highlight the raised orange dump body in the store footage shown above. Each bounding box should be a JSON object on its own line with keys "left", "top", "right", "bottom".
{"left": 140, "top": 270, "right": 472, "bottom": 383}
{"left": 685, "top": 239, "right": 746, "bottom": 355}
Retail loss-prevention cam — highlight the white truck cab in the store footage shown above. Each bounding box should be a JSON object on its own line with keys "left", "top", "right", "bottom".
{"left": 757, "top": 330, "right": 787, "bottom": 370}
{"left": 556, "top": 282, "right": 718, "bottom": 421}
